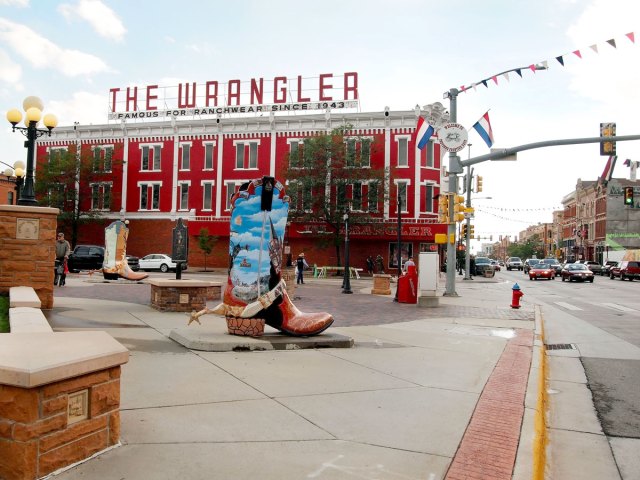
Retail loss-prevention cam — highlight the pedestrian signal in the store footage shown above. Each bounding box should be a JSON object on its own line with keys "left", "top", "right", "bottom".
{"left": 600, "top": 122, "right": 616, "bottom": 156}
{"left": 476, "top": 176, "right": 483, "bottom": 193}
{"left": 469, "top": 225, "right": 475, "bottom": 239}
{"left": 438, "top": 194, "right": 450, "bottom": 223}
{"left": 453, "top": 195, "right": 465, "bottom": 222}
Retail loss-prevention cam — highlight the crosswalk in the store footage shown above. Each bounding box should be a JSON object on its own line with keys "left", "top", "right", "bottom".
{"left": 553, "top": 301, "right": 638, "bottom": 313}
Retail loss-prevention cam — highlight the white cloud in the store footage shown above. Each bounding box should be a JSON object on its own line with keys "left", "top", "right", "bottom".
{"left": 48, "top": 91, "right": 108, "bottom": 125}
{"left": 58, "top": 0, "right": 126, "bottom": 42}
{"left": 0, "top": 49, "right": 22, "bottom": 85}
{"left": 0, "top": 0, "right": 29, "bottom": 6}
{"left": 0, "top": 18, "right": 110, "bottom": 76}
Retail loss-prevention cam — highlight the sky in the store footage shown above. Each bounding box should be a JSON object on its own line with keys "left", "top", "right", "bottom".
{"left": 1, "top": 0, "right": 640, "bottom": 252}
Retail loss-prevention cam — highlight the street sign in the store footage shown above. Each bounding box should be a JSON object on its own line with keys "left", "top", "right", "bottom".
{"left": 437, "top": 123, "right": 468, "bottom": 153}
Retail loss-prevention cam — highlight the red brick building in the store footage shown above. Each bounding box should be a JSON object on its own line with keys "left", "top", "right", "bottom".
{"left": 38, "top": 108, "right": 447, "bottom": 271}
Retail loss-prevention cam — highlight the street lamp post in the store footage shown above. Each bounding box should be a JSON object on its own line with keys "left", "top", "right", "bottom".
{"left": 2, "top": 160, "right": 25, "bottom": 204}
{"left": 342, "top": 208, "right": 353, "bottom": 294}
{"left": 6, "top": 96, "right": 58, "bottom": 206}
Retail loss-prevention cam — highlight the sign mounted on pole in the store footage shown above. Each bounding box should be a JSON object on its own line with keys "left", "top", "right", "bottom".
{"left": 437, "top": 123, "right": 469, "bottom": 153}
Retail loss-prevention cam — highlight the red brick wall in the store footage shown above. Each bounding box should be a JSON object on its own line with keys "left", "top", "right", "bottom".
{"left": 0, "top": 367, "right": 121, "bottom": 480}
{"left": 0, "top": 206, "right": 59, "bottom": 309}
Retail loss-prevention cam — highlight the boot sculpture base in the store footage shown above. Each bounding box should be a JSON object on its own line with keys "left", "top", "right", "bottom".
{"left": 188, "top": 177, "right": 332, "bottom": 337}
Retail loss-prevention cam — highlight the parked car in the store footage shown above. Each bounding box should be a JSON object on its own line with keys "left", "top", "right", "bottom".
{"left": 126, "top": 255, "right": 140, "bottom": 271}
{"left": 609, "top": 260, "right": 640, "bottom": 281}
{"left": 561, "top": 263, "right": 594, "bottom": 282}
{"left": 580, "top": 260, "right": 604, "bottom": 275}
{"left": 491, "top": 260, "right": 501, "bottom": 271}
{"left": 139, "top": 253, "right": 188, "bottom": 272}
{"left": 540, "top": 258, "right": 563, "bottom": 276}
{"left": 603, "top": 261, "right": 618, "bottom": 276}
{"left": 523, "top": 258, "right": 540, "bottom": 274}
{"left": 67, "top": 245, "right": 105, "bottom": 272}
{"left": 529, "top": 263, "right": 555, "bottom": 281}
{"left": 506, "top": 257, "right": 523, "bottom": 271}
{"left": 474, "top": 257, "right": 495, "bottom": 277}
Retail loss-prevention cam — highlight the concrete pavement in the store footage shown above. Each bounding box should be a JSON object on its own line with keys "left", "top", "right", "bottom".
{"left": 43, "top": 272, "right": 540, "bottom": 480}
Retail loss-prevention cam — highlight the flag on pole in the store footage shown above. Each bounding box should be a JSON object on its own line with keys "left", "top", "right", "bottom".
{"left": 415, "top": 116, "right": 434, "bottom": 150}
{"left": 599, "top": 155, "right": 617, "bottom": 185}
{"left": 472, "top": 111, "right": 494, "bottom": 148}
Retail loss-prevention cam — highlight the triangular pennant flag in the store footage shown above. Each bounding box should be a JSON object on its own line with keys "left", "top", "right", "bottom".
{"left": 573, "top": 50, "right": 582, "bottom": 58}
{"left": 460, "top": 85, "right": 467, "bottom": 92}
{"left": 515, "top": 69, "right": 523, "bottom": 77}
{"left": 503, "top": 72, "right": 510, "bottom": 82}
{"left": 590, "top": 44, "right": 599, "bottom": 54}
{"left": 529, "top": 64, "right": 537, "bottom": 72}
{"left": 472, "top": 83, "right": 478, "bottom": 91}
{"left": 491, "top": 75, "right": 498, "bottom": 85}
{"left": 626, "top": 32, "right": 635, "bottom": 43}
{"left": 556, "top": 56, "right": 565, "bottom": 66}
{"left": 541, "top": 60, "right": 549, "bottom": 69}
{"left": 607, "top": 38, "right": 617, "bottom": 48}
{"left": 481, "top": 80, "right": 488, "bottom": 88}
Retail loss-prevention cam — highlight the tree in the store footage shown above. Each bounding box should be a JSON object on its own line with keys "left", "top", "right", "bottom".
{"left": 280, "top": 126, "right": 388, "bottom": 266}
{"left": 507, "top": 233, "right": 544, "bottom": 260}
{"left": 197, "top": 228, "right": 218, "bottom": 271}
{"left": 35, "top": 145, "right": 122, "bottom": 246}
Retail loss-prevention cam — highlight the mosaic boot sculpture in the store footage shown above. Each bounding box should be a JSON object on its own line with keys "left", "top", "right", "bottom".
{"left": 189, "top": 177, "right": 333, "bottom": 337}
{"left": 103, "top": 220, "right": 149, "bottom": 281}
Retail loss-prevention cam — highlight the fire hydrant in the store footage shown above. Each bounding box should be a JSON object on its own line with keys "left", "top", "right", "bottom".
{"left": 511, "top": 283, "right": 524, "bottom": 309}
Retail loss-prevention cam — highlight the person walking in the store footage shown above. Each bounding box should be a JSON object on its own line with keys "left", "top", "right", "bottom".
{"left": 296, "top": 253, "right": 309, "bottom": 284}
{"left": 366, "top": 256, "right": 374, "bottom": 276}
{"left": 55, "top": 232, "right": 71, "bottom": 286}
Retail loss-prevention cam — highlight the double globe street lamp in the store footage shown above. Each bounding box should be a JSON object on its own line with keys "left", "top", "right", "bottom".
{"left": 5, "top": 96, "right": 58, "bottom": 206}
{"left": 1, "top": 160, "right": 26, "bottom": 204}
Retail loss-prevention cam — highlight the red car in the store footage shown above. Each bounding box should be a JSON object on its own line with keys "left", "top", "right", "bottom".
{"left": 561, "top": 263, "right": 594, "bottom": 282}
{"left": 529, "top": 264, "right": 555, "bottom": 280}
{"left": 609, "top": 260, "right": 640, "bottom": 281}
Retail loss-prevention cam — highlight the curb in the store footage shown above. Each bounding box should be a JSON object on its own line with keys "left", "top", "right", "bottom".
{"left": 532, "top": 305, "right": 548, "bottom": 480}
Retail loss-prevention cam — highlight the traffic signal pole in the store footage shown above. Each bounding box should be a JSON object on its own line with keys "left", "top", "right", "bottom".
{"left": 443, "top": 130, "right": 640, "bottom": 297}
{"left": 464, "top": 166, "right": 473, "bottom": 280}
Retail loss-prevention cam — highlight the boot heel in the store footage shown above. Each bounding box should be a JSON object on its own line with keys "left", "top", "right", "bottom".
{"left": 226, "top": 317, "right": 265, "bottom": 337}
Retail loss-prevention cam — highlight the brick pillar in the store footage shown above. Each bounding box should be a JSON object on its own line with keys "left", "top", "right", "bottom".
{"left": 0, "top": 205, "right": 59, "bottom": 309}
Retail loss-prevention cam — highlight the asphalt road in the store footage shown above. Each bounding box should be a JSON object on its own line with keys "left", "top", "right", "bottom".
{"left": 500, "top": 268, "right": 640, "bottom": 442}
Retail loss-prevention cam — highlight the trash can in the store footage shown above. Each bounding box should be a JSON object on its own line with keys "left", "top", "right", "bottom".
{"left": 397, "top": 265, "right": 418, "bottom": 304}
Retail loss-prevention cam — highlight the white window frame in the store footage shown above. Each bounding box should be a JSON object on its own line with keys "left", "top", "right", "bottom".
{"left": 394, "top": 179, "right": 410, "bottom": 213}
{"left": 47, "top": 146, "right": 68, "bottom": 163}
{"left": 201, "top": 180, "right": 215, "bottom": 211}
{"left": 89, "top": 182, "right": 112, "bottom": 211}
{"left": 224, "top": 180, "right": 249, "bottom": 211}
{"left": 287, "top": 139, "right": 303, "bottom": 169}
{"left": 91, "top": 145, "right": 114, "bottom": 173}
{"left": 395, "top": 135, "right": 411, "bottom": 168}
{"left": 180, "top": 142, "right": 192, "bottom": 171}
{"left": 233, "top": 139, "right": 261, "bottom": 170}
{"left": 139, "top": 143, "right": 163, "bottom": 172}
{"left": 203, "top": 142, "right": 215, "bottom": 170}
{"left": 423, "top": 182, "right": 436, "bottom": 213}
{"left": 351, "top": 182, "right": 363, "bottom": 211}
{"left": 366, "top": 181, "right": 380, "bottom": 213}
{"left": 137, "top": 181, "right": 163, "bottom": 211}
{"left": 343, "top": 137, "right": 373, "bottom": 168}
{"left": 178, "top": 181, "right": 191, "bottom": 211}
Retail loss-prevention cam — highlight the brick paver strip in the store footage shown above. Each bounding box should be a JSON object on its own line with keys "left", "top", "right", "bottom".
{"left": 445, "top": 329, "right": 534, "bottom": 480}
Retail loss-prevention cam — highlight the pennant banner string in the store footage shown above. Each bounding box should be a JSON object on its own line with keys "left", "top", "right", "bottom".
{"left": 456, "top": 31, "right": 635, "bottom": 95}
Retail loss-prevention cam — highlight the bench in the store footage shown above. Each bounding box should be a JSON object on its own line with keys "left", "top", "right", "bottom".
{"left": 9, "top": 306, "right": 53, "bottom": 333}
{"left": 9, "top": 285, "right": 42, "bottom": 308}
{"left": 316, "top": 266, "right": 363, "bottom": 279}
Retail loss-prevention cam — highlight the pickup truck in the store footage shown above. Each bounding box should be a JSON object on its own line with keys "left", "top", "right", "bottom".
{"left": 506, "top": 257, "right": 523, "bottom": 271}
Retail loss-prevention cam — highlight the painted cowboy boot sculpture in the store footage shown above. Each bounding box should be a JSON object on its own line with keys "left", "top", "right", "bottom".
{"left": 103, "top": 220, "right": 149, "bottom": 281}
{"left": 190, "top": 177, "right": 333, "bottom": 337}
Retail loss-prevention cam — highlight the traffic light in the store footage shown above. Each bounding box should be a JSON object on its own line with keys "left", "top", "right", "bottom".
{"left": 469, "top": 224, "right": 475, "bottom": 239}
{"left": 461, "top": 224, "right": 467, "bottom": 238}
{"left": 624, "top": 186, "right": 634, "bottom": 206}
{"left": 453, "top": 195, "right": 465, "bottom": 222}
{"left": 600, "top": 122, "right": 616, "bottom": 156}
{"left": 476, "top": 175, "right": 483, "bottom": 193}
{"left": 438, "top": 194, "right": 450, "bottom": 223}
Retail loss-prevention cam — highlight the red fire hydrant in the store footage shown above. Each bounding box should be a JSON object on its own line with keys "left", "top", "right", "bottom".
{"left": 511, "top": 283, "right": 524, "bottom": 309}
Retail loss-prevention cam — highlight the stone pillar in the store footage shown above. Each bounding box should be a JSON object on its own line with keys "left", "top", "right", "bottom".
{"left": 371, "top": 274, "right": 392, "bottom": 295}
{"left": 0, "top": 206, "right": 59, "bottom": 309}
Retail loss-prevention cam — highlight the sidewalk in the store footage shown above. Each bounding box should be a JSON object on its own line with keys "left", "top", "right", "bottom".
{"left": 46, "top": 273, "right": 538, "bottom": 480}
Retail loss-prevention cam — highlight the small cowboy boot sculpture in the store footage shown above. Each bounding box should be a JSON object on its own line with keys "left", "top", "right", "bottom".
{"left": 103, "top": 220, "right": 149, "bottom": 281}
{"left": 190, "top": 177, "right": 333, "bottom": 337}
